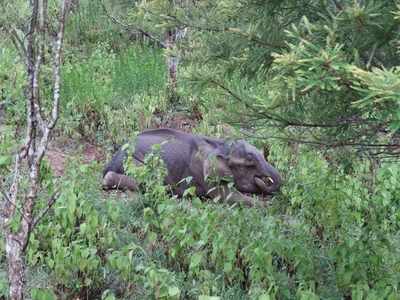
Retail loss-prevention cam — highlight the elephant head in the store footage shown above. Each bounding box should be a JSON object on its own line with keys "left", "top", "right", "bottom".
{"left": 205, "top": 139, "right": 282, "bottom": 195}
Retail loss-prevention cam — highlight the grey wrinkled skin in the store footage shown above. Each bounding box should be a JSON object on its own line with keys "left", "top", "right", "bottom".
{"left": 103, "top": 128, "right": 282, "bottom": 207}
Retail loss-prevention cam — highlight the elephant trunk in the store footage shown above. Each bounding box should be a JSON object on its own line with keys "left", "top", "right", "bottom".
{"left": 255, "top": 164, "right": 282, "bottom": 194}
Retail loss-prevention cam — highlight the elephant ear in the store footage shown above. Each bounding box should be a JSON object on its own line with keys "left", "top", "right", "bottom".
{"left": 196, "top": 139, "right": 233, "bottom": 181}
{"left": 203, "top": 150, "right": 233, "bottom": 180}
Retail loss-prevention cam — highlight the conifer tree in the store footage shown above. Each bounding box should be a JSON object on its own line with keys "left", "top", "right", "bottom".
{"left": 132, "top": 0, "right": 400, "bottom": 157}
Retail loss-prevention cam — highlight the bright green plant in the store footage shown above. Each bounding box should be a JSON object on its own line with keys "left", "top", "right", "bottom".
{"left": 118, "top": 140, "right": 400, "bottom": 299}
{"left": 0, "top": 46, "right": 25, "bottom": 126}
{"left": 31, "top": 288, "right": 57, "bottom": 300}
{"left": 26, "top": 162, "right": 122, "bottom": 298}
{"left": 60, "top": 43, "right": 166, "bottom": 142}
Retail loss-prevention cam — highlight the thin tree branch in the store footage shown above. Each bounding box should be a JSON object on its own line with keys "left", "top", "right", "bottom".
{"left": 207, "top": 78, "right": 368, "bottom": 129}
{"left": 32, "top": 48, "right": 46, "bottom": 131}
{"left": 0, "top": 189, "right": 31, "bottom": 226}
{"left": 7, "top": 27, "right": 28, "bottom": 65}
{"left": 241, "top": 131, "right": 400, "bottom": 150}
{"left": 150, "top": 10, "right": 284, "bottom": 49}
{"left": 366, "top": 42, "right": 378, "bottom": 70}
{"left": 20, "top": 0, "right": 70, "bottom": 253}
{"left": 31, "top": 189, "right": 60, "bottom": 230}
{"left": 99, "top": 1, "right": 166, "bottom": 48}
{"left": 25, "top": 0, "right": 40, "bottom": 167}
{"left": 1, "top": 152, "right": 22, "bottom": 225}
{"left": 49, "top": 0, "right": 70, "bottom": 129}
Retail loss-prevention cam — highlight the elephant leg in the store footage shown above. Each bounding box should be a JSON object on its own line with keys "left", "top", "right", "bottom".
{"left": 208, "top": 186, "right": 267, "bottom": 208}
{"left": 102, "top": 171, "right": 139, "bottom": 191}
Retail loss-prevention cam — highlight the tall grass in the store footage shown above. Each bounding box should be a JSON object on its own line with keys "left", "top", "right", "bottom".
{"left": 61, "top": 44, "right": 166, "bottom": 142}
{"left": 65, "top": 0, "right": 123, "bottom": 51}
{"left": 112, "top": 47, "right": 166, "bottom": 101}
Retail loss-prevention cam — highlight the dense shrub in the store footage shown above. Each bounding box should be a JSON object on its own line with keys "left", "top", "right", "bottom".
{"left": 1, "top": 1, "right": 400, "bottom": 299}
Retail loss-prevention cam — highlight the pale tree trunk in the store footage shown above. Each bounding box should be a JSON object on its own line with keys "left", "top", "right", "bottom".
{"left": 5, "top": 237, "right": 25, "bottom": 299}
{"left": 165, "top": 29, "right": 178, "bottom": 93}
{"left": 164, "top": 27, "right": 187, "bottom": 103}
{"left": 164, "top": 0, "right": 188, "bottom": 103}
{"left": 0, "top": 1, "right": 70, "bottom": 299}
{"left": 100, "top": 1, "right": 186, "bottom": 103}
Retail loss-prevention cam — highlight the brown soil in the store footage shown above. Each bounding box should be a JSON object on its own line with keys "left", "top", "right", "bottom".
{"left": 46, "top": 148, "right": 68, "bottom": 177}
{"left": 46, "top": 138, "right": 105, "bottom": 177}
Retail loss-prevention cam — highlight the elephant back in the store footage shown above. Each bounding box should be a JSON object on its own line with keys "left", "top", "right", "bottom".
{"left": 135, "top": 129, "right": 200, "bottom": 194}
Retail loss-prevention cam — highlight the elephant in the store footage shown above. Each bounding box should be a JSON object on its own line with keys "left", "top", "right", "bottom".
{"left": 102, "top": 128, "right": 282, "bottom": 207}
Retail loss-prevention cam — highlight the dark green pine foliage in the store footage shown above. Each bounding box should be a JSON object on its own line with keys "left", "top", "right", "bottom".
{"left": 135, "top": 0, "right": 400, "bottom": 156}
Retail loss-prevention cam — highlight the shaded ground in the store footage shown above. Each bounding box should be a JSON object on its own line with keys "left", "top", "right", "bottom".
{"left": 46, "top": 139, "right": 105, "bottom": 177}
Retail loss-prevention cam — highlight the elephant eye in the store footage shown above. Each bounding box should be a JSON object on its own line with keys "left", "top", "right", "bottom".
{"left": 246, "top": 153, "right": 255, "bottom": 161}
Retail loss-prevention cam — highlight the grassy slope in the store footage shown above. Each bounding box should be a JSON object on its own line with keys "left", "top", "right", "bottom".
{"left": 1, "top": 1, "right": 400, "bottom": 300}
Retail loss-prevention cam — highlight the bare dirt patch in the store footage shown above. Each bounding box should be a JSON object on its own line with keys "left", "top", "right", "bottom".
{"left": 46, "top": 148, "right": 68, "bottom": 177}
{"left": 46, "top": 138, "right": 105, "bottom": 177}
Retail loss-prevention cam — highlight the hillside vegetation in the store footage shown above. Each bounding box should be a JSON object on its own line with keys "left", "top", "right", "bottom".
{"left": 1, "top": 1, "right": 400, "bottom": 299}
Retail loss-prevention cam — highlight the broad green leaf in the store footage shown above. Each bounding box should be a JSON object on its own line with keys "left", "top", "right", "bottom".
{"left": 199, "top": 296, "right": 221, "bottom": 300}
{"left": 168, "top": 286, "right": 180, "bottom": 297}
{"left": 259, "top": 294, "right": 272, "bottom": 300}
{"left": 189, "top": 252, "right": 203, "bottom": 270}
{"left": 31, "top": 288, "right": 57, "bottom": 300}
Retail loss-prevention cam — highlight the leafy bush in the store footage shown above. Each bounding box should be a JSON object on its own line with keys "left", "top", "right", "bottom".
{"left": 0, "top": 46, "right": 25, "bottom": 126}
{"left": 113, "top": 143, "right": 400, "bottom": 299}
{"left": 16, "top": 132, "right": 398, "bottom": 299}
{"left": 2, "top": 2, "right": 400, "bottom": 299}
{"left": 26, "top": 162, "right": 114, "bottom": 297}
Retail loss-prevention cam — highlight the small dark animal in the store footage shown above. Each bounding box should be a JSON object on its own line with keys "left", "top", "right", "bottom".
{"left": 103, "top": 128, "right": 282, "bottom": 207}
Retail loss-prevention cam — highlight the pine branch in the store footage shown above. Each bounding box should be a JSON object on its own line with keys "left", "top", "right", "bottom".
{"left": 144, "top": 8, "right": 283, "bottom": 49}
{"left": 99, "top": 1, "right": 166, "bottom": 48}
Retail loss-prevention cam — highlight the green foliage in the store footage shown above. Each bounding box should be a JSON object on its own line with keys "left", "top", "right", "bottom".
{"left": 112, "top": 47, "right": 165, "bottom": 99}
{"left": 271, "top": 143, "right": 400, "bottom": 298}
{"left": 0, "top": 46, "right": 25, "bottom": 125}
{"left": 265, "top": 13, "right": 400, "bottom": 147}
{"left": 65, "top": 0, "right": 140, "bottom": 51}
{"left": 31, "top": 288, "right": 57, "bottom": 300}
{"left": 0, "top": 125, "right": 15, "bottom": 177}
{"left": 107, "top": 142, "right": 400, "bottom": 299}
{"left": 135, "top": 0, "right": 400, "bottom": 155}
{"left": 2, "top": 1, "right": 400, "bottom": 299}
{"left": 351, "top": 66, "right": 400, "bottom": 132}
{"left": 61, "top": 43, "right": 166, "bottom": 142}
{"left": 27, "top": 163, "right": 115, "bottom": 296}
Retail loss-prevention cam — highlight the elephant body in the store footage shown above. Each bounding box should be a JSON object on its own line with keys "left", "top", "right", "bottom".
{"left": 103, "top": 128, "right": 282, "bottom": 206}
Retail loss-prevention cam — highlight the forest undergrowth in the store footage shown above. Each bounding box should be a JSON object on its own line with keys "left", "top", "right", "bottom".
{"left": 1, "top": 1, "right": 400, "bottom": 299}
